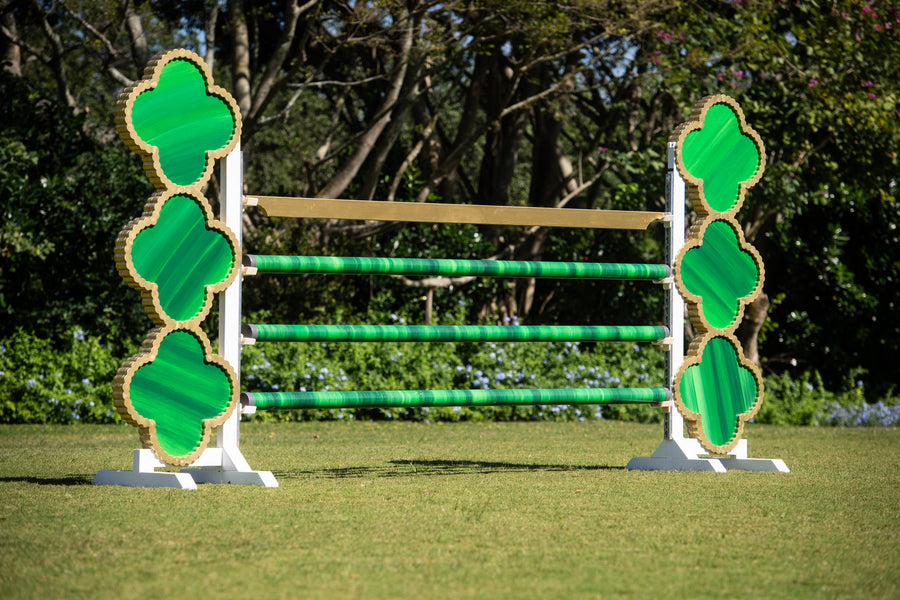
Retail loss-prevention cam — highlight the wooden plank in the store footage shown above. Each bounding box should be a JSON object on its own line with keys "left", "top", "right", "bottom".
{"left": 248, "top": 196, "right": 665, "bottom": 230}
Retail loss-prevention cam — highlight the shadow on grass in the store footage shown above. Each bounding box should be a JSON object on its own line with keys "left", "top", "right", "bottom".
{"left": 277, "top": 458, "right": 624, "bottom": 480}
{"left": 0, "top": 474, "right": 93, "bottom": 486}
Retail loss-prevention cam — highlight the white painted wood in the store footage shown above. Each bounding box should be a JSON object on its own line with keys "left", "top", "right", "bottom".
{"left": 185, "top": 468, "right": 280, "bottom": 486}
{"left": 92, "top": 452, "right": 200, "bottom": 488}
{"left": 626, "top": 438, "right": 726, "bottom": 472}
{"left": 92, "top": 470, "right": 199, "bottom": 489}
{"left": 665, "top": 141, "right": 686, "bottom": 443}
{"left": 211, "top": 141, "right": 278, "bottom": 487}
{"left": 218, "top": 141, "right": 244, "bottom": 458}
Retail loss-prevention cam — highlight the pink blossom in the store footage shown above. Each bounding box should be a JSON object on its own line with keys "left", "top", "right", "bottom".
{"left": 735, "top": 69, "right": 745, "bottom": 80}
{"left": 875, "top": 23, "right": 883, "bottom": 31}
{"left": 808, "top": 78, "right": 818, "bottom": 87}
{"left": 868, "top": 92, "right": 877, "bottom": 99}
{"left": 597, "top": 147, "right": 609, "bottom": 154}
{"left": 655, "top": 29, "right": 674, "bottom": 42}
{"left": 863, "top": 80, "right": 874, "bottom": 87}
{"left": 862, "top": 4, "right": 872, "bottom": 14}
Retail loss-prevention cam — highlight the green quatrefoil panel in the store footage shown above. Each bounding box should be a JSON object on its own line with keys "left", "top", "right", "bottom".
{"left": 117, "top": 49, "right": 241, "bottom": 189}
{"left": 676, "top": 336, "right": 762, "bottom": 452}
{"left": 116, "top": 327, "right": 237, "bottom": 465}
{"left": 118, "top": 191, "right": 239, "bottom": 325}
{"left": 678, "top": 219, "right": 762, "bottom": 332}
{"left": 674, "top": 95, "right": 764, "bottom": 216}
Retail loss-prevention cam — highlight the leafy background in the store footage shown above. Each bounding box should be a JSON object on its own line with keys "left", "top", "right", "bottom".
{"left": 1, "top": 0, "right": 897, "bottom": 424}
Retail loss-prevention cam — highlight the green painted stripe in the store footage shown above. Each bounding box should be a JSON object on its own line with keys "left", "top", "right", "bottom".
{"left": 244, "top": 387, "right": 668, "bottom": 410}
{"left": 244, "top": 324, "right": 668, "bottom": 343}
{"left": 246, "top": 255, "right": 669, "bottom": 280}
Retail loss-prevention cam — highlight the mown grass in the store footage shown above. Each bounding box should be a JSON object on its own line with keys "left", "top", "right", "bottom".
{"left": 1, "top": 421, "right": 897, "bottom": 599}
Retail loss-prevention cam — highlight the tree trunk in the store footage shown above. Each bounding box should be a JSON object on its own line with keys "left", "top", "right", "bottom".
{"left": 317, "top": 12, "right": 415, "bottom": 200}
{"left": 229, "top": 0, "right": 252, "bottom": 117}
{"left": 737, "top": 292, "right": 770, "bottom": 365}
{"left": 125, "top": 9, "right": 148, "bottom": 75}
{"left": 1, "top": 3, "right": 21, "bottom": 75}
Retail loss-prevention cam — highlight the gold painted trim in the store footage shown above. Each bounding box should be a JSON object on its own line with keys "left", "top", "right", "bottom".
{"left": 250, "top": 196, "right": 666, "bottom": 230}
{"left": 114, "top": 188, "right": 241, "bottom": 328}
{"left": 670, "top": 94, "right": 766, "bottom": 219}
{"left": 115, "top": 48, "right": 242, "bottom": 190}
{"left": 113, "top": 325, "right": 239, "bottom": 466}
{"left": 673, "top": 333, "right": 765, "bottom": 455}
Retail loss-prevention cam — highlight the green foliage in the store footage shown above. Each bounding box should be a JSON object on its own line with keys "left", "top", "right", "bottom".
{"left": 4, "top": 0, "right": 899, "bottom": 406}
{"left": 0, "top": 71, "right": 151, "bottom": 349}
{"left": 755, "top": 371, "right": 834, "bottom": 426}
{"left": 1, "top": 317, "right": 892, "bottom": 428}
{"left": 646, "top": 0, "right": 900, "bottom": 399}
{"left": 0, "top": 329, "right": 128, "bottom": 424}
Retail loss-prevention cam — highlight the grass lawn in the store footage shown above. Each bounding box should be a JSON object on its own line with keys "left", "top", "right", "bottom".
{"left": 0, "top": 421, "right": 897, "bottom": 599}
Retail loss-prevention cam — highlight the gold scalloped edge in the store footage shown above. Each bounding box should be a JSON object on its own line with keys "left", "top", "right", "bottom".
{"left": 112, "top": 324, "right": 238, "bottom": 466}
{"left": 674, "top": 216, "right": 765, "bottom": 335}
{"left": 114, "top": 187, "right": 240, "bottom": 328}
{"left": 115, "top": 48, "right": 242, "bottom": 190}
{"left": 669, "top": 94, "right": 766, "bottom": 219}
{"left": 673, "top": 333, "right": 765, "bottom": 455}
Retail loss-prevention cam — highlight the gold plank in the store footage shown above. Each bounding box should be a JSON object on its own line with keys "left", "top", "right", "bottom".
{"left": 249, "top": 196, "right": 665, "bottom": 230}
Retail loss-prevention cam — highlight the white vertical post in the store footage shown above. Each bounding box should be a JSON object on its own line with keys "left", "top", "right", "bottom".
{"left": 665, "top": 142, "right": 686, "bottom": 443}
{"left": 186, "top": 141, "right": 278, "bottom": 486}
{"left": 626, "top": 142, "right": 723, "bottom": 471}
{"left": 218, "top": 141, "right": 243, "bottom": 457}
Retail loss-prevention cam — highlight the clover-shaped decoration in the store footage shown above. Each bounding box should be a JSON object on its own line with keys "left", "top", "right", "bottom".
{"left": 116, "top": 189, "right": 240, "bottom": 326}
{"left": 116, "top": 49, "right": 241, "bottom": 189}
{"left": 675, "top": 334, "right": 764, "bottom": 454}
{"left": 672, "top": 95, "right": 764, "bottom": 217}
{"left": 114, "top": 325, "right": 238, "bottom": 466}
{"left": 676, "top": 218, "right": 764, "bottom": 333}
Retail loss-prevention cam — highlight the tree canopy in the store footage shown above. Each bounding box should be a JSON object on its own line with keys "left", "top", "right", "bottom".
{"left": 1, "top": 0, "right": 897, "bottom": 397}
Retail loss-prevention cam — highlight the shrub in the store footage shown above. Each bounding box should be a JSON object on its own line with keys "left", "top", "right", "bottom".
{"left": 0, "top": 328, "right": 128, "bottom": 423}
{"left": 3, "top": 315, "right": 896, "bottom": 428}
{"left": 754, "top": 371, "right": 834, "bottom": 426}
{"left": 822, "top": 400, "right": 900, "bottom": 427}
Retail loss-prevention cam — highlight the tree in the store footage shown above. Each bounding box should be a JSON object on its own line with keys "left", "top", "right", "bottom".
{"left": 0, "top": 69, "right": 150, "bottom": 345}
{"left": 2, "top": 0, "right": 898, "bottom": 397}
{"left": 643, "top": 0, "right": 899, "bottom": 397}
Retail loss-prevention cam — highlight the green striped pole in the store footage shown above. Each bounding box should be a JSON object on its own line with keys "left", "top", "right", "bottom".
{"left": 244, "top": 255, "right": 669, "bottom": 280}
{"left": 242, "top": 387, "right": 669, "bottom": 410}
{"left": 242, "top": 324, "right": 668, "bottom": 343}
